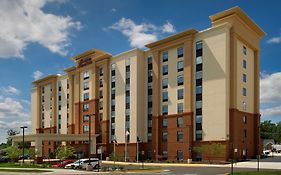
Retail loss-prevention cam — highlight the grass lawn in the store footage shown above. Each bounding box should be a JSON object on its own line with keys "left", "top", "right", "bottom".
{"left": 0, "top": 163, "right": 51, "bottom": 168}
{"left": 0, "top": 168, "right": 52, "bottom": 173}
{"left": 234, "top": 171, "right": 281, "bottom": 175}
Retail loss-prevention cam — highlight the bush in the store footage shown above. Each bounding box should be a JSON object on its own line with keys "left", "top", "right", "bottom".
{"left": 4, "top": 146, "right": 21, "bottom": 162}
{"left": 56, "top": 146, "right": 75, "bottom": 161}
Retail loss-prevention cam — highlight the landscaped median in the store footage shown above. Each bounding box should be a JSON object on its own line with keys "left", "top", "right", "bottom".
{"left": 102, "top": 160, "right": 217, "bottom": 167}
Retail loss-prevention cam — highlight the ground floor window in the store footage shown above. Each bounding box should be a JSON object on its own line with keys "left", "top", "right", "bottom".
{"left": 177, "top": 150, "right": 183, "bottom": 161}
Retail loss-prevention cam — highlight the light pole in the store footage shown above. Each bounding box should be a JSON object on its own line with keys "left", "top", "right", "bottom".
{"left": 87, "top": 114, "right": 95, "bottom": 170}
{"left": 257, "top": 124, "right": 260, "bottom": 172}
{"left": 20, "top": 126, "right": 27, "bottom": 164}
{"left": 230, "top": 142, "right": 234, "bottom": 175}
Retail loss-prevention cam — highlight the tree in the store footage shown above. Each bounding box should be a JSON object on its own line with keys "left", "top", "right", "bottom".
{"left": 5, "top": 146, "right": 21, "bottom": 162}
{"left": 260, "top": 120, "right": 281, "bottom": 144}
{"left": 28, "top": 148, "right": 38, "bottom": 164}
{"left": 6, "top": 129, "right": 19, "bottom": 146}
{"left": 209, "top": 143, "right": 226, "bottom": 156}
{"left": 56, "top": 146, "right": 75, "bottom": 161}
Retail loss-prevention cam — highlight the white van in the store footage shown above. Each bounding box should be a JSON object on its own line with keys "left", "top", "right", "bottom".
{"left": 65, "top": 158, "right": 100, "bottom": 169}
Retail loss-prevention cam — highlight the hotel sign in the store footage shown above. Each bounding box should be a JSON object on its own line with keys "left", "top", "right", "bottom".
{"left": 78, "top": 57, "right": 92, "bottom": 68}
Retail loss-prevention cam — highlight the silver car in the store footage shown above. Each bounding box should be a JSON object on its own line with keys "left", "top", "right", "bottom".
{"left": 65, "top": 158, "right": 100, "bottom": 169}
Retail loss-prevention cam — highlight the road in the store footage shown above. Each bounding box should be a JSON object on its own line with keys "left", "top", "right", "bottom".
{"left": 0, "top": 153, "right": 280, "bottom": 175}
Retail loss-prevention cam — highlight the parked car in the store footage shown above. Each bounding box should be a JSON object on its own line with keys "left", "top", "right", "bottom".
{"left": 51, "top": 159, "right": 74, "bottom": 168}
{"left": 18, "top": 154, "right": 30, "bottom": 160}
{"left": 0, "top": 156, "right": 10, "bottom": 163}
{"left": 65, "top": 158, "right": 100, "bottom": 170}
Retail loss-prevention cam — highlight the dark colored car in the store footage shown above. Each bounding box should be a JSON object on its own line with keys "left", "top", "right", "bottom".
{"left": 18, "top": 154, "right": 30, "bottom": 160}
{"left": 0, "top": 156, "right": 10, "bottom": 163}
{"left": 51, "top": 160, "right": 75, "bottom": 168}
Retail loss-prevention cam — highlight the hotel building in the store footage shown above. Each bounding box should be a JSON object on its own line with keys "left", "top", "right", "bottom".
{"left": 13, "top": 6, "right": 265, "bottom": 162}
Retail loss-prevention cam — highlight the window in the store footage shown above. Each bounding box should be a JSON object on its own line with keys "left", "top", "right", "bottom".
{"left": 196, "top": 71, "right": 202, "bottom": 79}
{"left": 243, "top": 60, "right": 247, "bottom": 69}
{"left": 196, "top": 41, "right": 203, "bottom": 57}
{"left": 162, "top": 105, "right": 168, "bottom": 115}
{"left": 196, "top": 86, "right": 202, "bottom": 94}
{"left": 244, "top": 129, "right": 247, "bottom": 138}
{"left": 162, "top": 118, "right": 168, "bottom": 127}
{"left": 196, "top": 101, "right": 202, "bottom": 109}
{"left": 177, "top": 103, "right": 183, "bottom": 113}
{"left": 83, "top": 92, "right": 89, "bottom": 101}
{"left": 162, "top": 91, "right": 168, "bottom": 102}
{"left": 177, "top": 75, "right": 183, "bottom": 86}
{"left": 148, "top": 56, "right": 152, "bottom": 64}
{"left": 83, "top": 103, "right": 89, "bottom": 111}
{"left": 162, "top": 51, "right": 168, "bottom": 62}
{"left": 99, "top": 101, "right": 103, "bottom": 110}
{"left": 99, "top": 79, "right": 103, "bottom": 87}
{"left": 42, "top": 87, "right": 45, "bottom": 94}
{"left": 162, "top": 151, "right": 168, "bottom": 159}
{"left": 243, "top": 87, "right": 247, "bottom": 96}
{"left": 177, "top": 47, "right": 183, "bottom": 58}
{"left": 99, "top": 67, "right": 103, "bottom": 76}
{"left": 177, "top": 131, "right": 184, "bottom": 141}
{"left": 177, "top": 61, "right": 184, "bottom": 72}
{"left": 162, "top": 132, "right": 168, "bottom": 142}
{"left": 196, "top": 130, "right": 202, "bottom": 140}
{"left": 83, "top": 71, "right": 90, "bottom": 80}
{"left": 243, "top": 101, "right": 247, "bottom": 110}
{"left": 177, "top": 116, "right": 183, "bottom": 127}
{"left": 196, "top": 56, "right": 202, "bottom": 65}
{"left": 147, "top": 133, "right": 152, "bottom": 142}
{"left": 177, "top": 150, "right": 184, "bottom": 161}
{"left": 196, "top": 115, "right": 202, "bottom": 130}
{"left": 83, "top": 115, "right": 89, "bottom": 122}
{"left": 83, "top": 125, "right": 89, "bottom": 133}
{"left": 84, "top": 81, "right": 89, "bottom": 90}
{"left": 162, "top": 65, "right": 168, "bottom": 75}
{"left": 243, "top": 74, "right": 247, "bottom": 83}
{"left": 162, "top": 78, "right": 168, "bottom": 89}
{"left": 177, "top": 89, "right": 184, "bottom": 100}
{"left": 243, "top": 115, "right": 247, "bottom": 124}
{"left": 99, "top": 90, "right": 103, "bottom": 99}
{"left": 243, "top": 46, "right": 247, "bottom": 55}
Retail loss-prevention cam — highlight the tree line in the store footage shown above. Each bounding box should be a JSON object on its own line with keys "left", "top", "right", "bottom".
{"left": 260, "top": 120, "right": 281, "bottom": 144}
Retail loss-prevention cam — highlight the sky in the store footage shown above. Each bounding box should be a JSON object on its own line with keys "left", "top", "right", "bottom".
{"left": 0, "top": 0, "right": 281, "bottom": 143}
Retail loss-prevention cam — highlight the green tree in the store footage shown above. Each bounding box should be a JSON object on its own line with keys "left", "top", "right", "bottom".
{"left": 5, "top": 146, "right": 21, "bottom": 162}
{"left": 56, "top": 146, "right": 75, "bottom": 161}
{"left": 6, "top": 129, "right": 19, "bottom": 146}
{"left": 210, "top": 143, "right": 226, "bottom": 156}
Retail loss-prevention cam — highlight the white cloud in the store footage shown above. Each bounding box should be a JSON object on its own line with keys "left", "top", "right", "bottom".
{"left": 108, "top": 18, "right": 176, "bottom": 48}
{"left": 0, "top": 97, "right": 31, "bottom": 143}
{"left": 0, "top": 86, "right": 21, "bottom": 95}
{"left": 260, "top": 72, "right": 281, "bottom": 104}
{"left": 267, "top": 36, "right": 281, "bottom": 44}
{"left": 32, "top": 70, "right": 44, "bottom": 80}
{"left": 0, "top": 0, "right": 82, "bottom": 59}
{"left": 162, "top": 21, "right": 176, "bottom": 33}
{"left": 111, "top": 8, "right": 117, "bottom": 12}
{"left": 261, "top": 106, "right": 281, "bottom": 117}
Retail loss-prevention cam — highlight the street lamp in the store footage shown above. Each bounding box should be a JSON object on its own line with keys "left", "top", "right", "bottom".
{"left": 20, "top": 126, "right": 28, "bottom": 164}
{"left": 87, "top": 114, "right": 95, "bottom": 171}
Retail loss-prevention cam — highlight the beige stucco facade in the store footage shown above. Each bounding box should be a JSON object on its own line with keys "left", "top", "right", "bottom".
{"left": 26, "top": 6, "right": 264, "bottom": 161}
{"left": 194, "top": 23, "right": 231, "bottom": 141}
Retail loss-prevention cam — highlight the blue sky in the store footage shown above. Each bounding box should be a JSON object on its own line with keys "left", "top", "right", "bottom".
{"left": 0, "top": 0, "right": 281, "bottom": 143}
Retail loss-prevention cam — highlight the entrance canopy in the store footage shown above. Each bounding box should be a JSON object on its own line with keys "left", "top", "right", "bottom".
{"left": 11, "top": 133, "right": 98, "bottom": 157}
